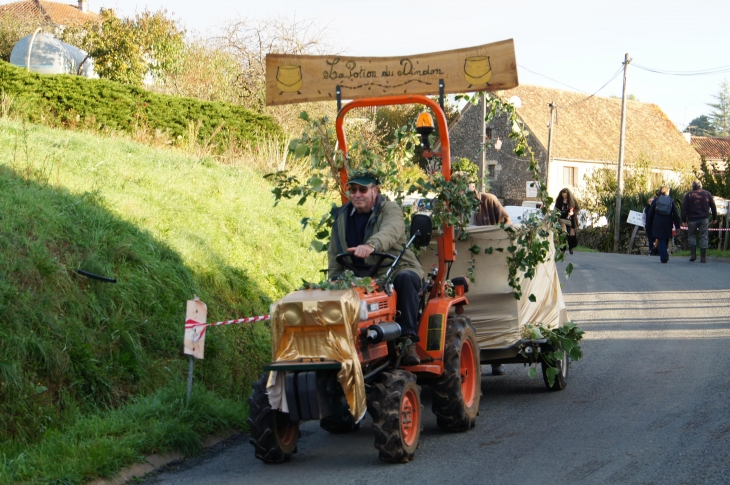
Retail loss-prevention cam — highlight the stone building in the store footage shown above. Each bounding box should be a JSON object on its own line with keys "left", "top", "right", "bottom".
{"left": 448, "top": 84, "right": 701, "bottom": 206}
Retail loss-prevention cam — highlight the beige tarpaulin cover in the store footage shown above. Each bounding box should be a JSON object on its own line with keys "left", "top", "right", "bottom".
{"left": 419, "top": 224, "right": 568, "bottom": 349}
{"left": 268, "top": 288, "right": 366, "bottom": 421}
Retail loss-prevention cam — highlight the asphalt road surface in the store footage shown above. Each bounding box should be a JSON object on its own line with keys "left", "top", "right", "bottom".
{"left": 144, "top": 251, "right": 730, "bottom": 485}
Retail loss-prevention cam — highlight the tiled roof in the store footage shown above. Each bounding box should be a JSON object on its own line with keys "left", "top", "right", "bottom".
{"left": 457, "top": 84, "right": 701, "bottom": 170}
{"left": 691, "top": 136, "right": 730, "bottom": 160}
{"left": 0, "top": 1, "right": 98, "bottom": 26}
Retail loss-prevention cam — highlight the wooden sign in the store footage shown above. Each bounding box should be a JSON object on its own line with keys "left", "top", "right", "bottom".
{"left": 266, "top": 40, "right": 518, "bottom": 106}
{"left": 184, "top": 298, "right": 207, "bottom": 360}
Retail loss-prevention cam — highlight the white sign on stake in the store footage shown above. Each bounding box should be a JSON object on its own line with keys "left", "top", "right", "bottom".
{"left": 526, "top": 181, "right": 538, "bottom": 198}
{"left": 184, "top": 298, "right": 207, "bottom": 360}
{"left": 627, "top": 210, "right": 645, "bottom": 227}
{"left": 714, "top": 197, "right": 728, "bottom": 216}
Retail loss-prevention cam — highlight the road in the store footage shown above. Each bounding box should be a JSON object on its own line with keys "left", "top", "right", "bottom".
{"left": 144, "top": 252, "right": 730, "bottom": 485}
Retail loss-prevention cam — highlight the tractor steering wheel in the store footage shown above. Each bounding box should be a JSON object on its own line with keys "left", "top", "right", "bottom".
{"left": 336, "top": 251, "right": 397, "bottom": 278}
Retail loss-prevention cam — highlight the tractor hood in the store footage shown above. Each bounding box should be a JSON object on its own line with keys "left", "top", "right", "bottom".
{"left": 269, "top": 288, "right": 366, "bottom": 421}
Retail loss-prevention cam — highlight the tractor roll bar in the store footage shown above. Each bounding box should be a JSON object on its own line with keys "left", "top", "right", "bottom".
{"left": 334, "top": 95, "right": 456, "bottom": 266}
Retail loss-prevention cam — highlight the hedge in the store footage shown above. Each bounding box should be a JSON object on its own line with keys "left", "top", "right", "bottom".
{"left": 0, "top": 61, "right": 282, "bottom": 149}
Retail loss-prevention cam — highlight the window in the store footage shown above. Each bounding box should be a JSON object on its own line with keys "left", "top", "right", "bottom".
{"left": 563, "top": 166, "right": 576, "bottom": 186}
{"left": 487, "top": 164, "right": 496, "bottom": 178}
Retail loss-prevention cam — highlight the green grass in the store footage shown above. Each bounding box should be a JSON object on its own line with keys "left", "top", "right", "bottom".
{"left": 0, "top": 119, "right": 328, "bottom": 482}
{"left": 0, "top": 384, "right": 246, "bottom": 484}
{"left": 673, "top": 248, "right": 730, "bottom": 259}
{"left": 573, "top": 246, "right": 598, "bottom": 253}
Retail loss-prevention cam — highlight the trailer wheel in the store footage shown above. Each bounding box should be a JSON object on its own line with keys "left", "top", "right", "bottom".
{"left": 542, "top": 351, "right": 570, "bottom": 391}
{"left": 431, "top": 316, "right": 481, "bottom": 432}
{"left": 368, "top": 370, "right": 421, "bottom": 463}
{"left": 247, "top": 374, "right": 299, "bottom": 463}
{"left": 320, "top": 395, "right": 360, "bottom": 434}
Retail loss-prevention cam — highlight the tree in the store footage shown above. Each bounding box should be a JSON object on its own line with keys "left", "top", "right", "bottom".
{"left": 685, "top": 114, "right": 716, "bottom": 136}
{"left": 708, "top": 79, "right": 730, "bottom": 136}
{"left": 0, "top": 14, "right": 42, "bottom": 61}
{"left": 62, "top": 9, "right": 185, "bottom": 86}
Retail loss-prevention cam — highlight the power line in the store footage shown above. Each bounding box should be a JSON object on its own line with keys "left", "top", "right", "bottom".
{"left": 633, "top": 63, "right": 730, "bottom": 76}
{"left": 559, "top": 66, "right": 625, "bottom": 109}
{"left": 517, "top": 64, "right": 588, "bottom": 94}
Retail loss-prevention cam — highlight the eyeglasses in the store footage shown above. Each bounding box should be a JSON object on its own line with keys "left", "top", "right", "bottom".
{"left": 349, "top": 185, "right": 373, "bottom": 194}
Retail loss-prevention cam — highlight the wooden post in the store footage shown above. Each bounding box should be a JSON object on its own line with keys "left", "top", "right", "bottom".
{"left": 186, "top": 355, "right": 194, "bottom": 405}
{"left": 627, "top": 225, "right": 639, "bottom": 255}
{"left": 613, "top": 53, "right": 631, "bottom": 253}
{"left": 546, "top": 102, "right": 556, "bottom": 192}
{"left": 480, "top": 91, "right": 486, "bottom": 191}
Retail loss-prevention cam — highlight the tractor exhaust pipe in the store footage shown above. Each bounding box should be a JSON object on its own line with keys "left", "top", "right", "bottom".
{"left": 366, "top": 322, "right": 401, "bottom": 344}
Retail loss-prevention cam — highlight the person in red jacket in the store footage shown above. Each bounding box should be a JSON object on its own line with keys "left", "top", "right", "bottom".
{"left": 681, "top": 180, "right": 718, "bottom": 263}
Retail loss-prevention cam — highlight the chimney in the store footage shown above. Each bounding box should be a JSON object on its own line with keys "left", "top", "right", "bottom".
{"left": 78, "top": 0, "right": 88, "bottom": 13}
{"left": 683, "top": 132, "right": 692, "bottom": 144}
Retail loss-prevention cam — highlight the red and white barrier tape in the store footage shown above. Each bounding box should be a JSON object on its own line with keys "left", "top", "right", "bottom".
{"left": 184, "top": 315, "right": 270, "bottom": 329}
{"left": 679, "top": 226, "right": 730, "bottom": 232}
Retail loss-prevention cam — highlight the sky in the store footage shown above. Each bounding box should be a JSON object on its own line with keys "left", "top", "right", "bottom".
{"left": 32, "top": 0, "right": 730, "bottom": 131}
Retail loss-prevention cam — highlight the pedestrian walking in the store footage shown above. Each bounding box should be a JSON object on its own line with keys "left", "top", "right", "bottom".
{"left": 646, "top": 186, "right": 682, "bottom": 264}
{"left": 643, "top": 197, "right": 656, "bottom": 255}
{"left": 555, "top": 188, "right": 579, "bottom": 254}
{"left": 681, "top": 180, "right": 718, "bottom": 263}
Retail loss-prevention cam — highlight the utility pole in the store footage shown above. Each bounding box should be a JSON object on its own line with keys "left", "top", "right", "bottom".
{"left": 480, "top": 91, "right": 487, "bottom": 191}
{"left": 613, "top": 53, "right": 632, "bottom": 253}
{"left": 545, "top": 102, "right": 556, "bottom": 193}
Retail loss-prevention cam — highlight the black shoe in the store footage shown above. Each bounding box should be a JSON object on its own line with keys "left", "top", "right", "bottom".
{"left": 400, "top": 345, "right": 420, "bottom": 366}
{"left": 690, "top": 247, "right": 697, "bottom": 262}
{"left": 491, "top": 364, "right": 505, "bottom": 376}
{"left": 700, "top": 248, "right": 707, "bottom": 263}
{"left": 569, "top": 248, "right": 574, "bottom": 254}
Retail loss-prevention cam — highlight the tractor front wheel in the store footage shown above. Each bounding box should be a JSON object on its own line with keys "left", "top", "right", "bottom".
{"left": 431, "top": 316, "right": 481, "bottom": 431}
{"left": 368, "top": 370, "right": 422, "bottom": 463}
{"left": 247, "top": 374, "right": 300, "bottom": 463}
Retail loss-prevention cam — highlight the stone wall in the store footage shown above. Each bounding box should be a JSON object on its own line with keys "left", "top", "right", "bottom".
{"left": 448, "top": 97, "right": 548, "bottom": 206}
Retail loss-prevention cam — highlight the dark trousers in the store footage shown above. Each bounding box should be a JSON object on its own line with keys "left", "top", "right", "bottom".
{"left": 658, "top": 238, "right": 669, "bottom": 263}
{"left": 646, "top": 229, "right": 654, "bottom": 254}
{"left": 393, "top": 270, "right": 422, "bottom": 341}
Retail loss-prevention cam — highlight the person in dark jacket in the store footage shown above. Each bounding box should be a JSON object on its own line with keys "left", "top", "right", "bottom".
{"left": 646, "top": 186, "right": 682, "bottom": 264}
{"left": 681, "top": 180, "right": 718, "bottom": 263}
{"left": 555, "top": 187, "right": 580, "bottom": 254}
{"left": 328, "top": 172, "right": 424, "bottom": 365}
{"left": 643, "top": 197, "right": 656, "bottom": 255}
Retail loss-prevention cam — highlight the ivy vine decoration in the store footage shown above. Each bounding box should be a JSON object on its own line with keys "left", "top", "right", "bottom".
{"left": 519, "top": 322, "right": 584, "bottom": 387}
{"left": 266, "top": 112, "right": 422, "bottom": 253}
{"left": 415, "top": 171, "right": 480, "bottom": 240}
{"left": 456, "top": 93, "right": 574, "bottom": 300}
{"left": 300, "top": 270, "right": 376, "bottom": 294}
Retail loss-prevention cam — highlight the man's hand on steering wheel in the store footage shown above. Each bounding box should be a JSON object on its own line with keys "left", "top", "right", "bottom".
{"left": 348, "top": 244, "right": 375, "bottom": 259}
{"left": 336, "top": 250, "right": 397, "bottom": 278}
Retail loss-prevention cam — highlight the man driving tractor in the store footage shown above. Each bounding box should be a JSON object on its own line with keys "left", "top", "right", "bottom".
{"left": 327, "top": 171, "right": 424, "bottom": 365}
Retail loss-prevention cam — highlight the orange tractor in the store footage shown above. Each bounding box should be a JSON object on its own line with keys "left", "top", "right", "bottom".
{"left": 248, "top": 95, "right": 481, "bottom": 463}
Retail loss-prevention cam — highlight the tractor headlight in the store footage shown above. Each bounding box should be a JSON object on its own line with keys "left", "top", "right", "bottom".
{"left": 320, "top": 301, "right": 343, "bottom": 325}
{"left": 280, "top": 303, "right": 304, "bottom": 326}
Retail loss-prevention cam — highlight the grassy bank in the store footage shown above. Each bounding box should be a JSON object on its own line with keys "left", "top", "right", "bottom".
{"left": 0, "top": 119, "right": 328, "bottom": 483}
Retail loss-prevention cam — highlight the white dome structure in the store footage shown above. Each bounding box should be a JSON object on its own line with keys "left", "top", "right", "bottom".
{"left": 9, "top": 31, "right": 97, "bottom": 78}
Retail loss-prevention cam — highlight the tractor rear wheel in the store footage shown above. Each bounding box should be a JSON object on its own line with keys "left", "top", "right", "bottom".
{"left": 431, "top": 316, "right": 481, "bottom": 432}
{"left": 320, "top": 394, "right": 360, "bottom": 434}
{"left": 368, "top": 370, "right": 422, "bottom": 463}
{"left": 247, "top": 374, "right": 299, "bottom": 463}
